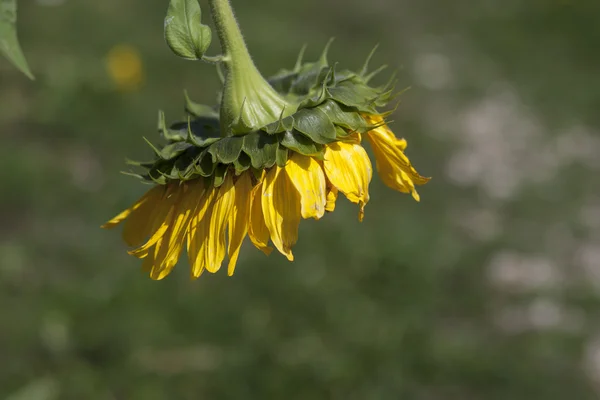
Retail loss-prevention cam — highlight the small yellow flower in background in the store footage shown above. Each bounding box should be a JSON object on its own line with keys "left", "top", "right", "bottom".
{"left": 105, "top": 44, "right": 144, "bottom": 92}
{"left": 103, "top": 0, "right": 431, "bottom": 280}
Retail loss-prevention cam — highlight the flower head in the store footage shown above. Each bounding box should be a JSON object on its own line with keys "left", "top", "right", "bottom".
{"left": 103, "top": 0, "right": 430, "bottom": 280}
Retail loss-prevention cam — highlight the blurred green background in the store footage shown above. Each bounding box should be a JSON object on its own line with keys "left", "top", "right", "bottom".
{"left": 2, "top": 0, "right": 600, "bottom": 399}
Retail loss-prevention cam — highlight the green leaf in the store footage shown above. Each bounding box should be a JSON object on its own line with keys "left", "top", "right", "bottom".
{"left": 164, "top": 0, "right": 212, "bottom": 60}
{"left": 0, "top": 0, "right": 34, "bottom": 79}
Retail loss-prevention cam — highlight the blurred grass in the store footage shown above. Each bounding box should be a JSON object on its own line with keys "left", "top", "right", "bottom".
{"left": 1, "top": 0, "right": 600, "bottom": 399}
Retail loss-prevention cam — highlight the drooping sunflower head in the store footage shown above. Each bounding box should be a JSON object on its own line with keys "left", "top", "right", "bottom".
{"left": 103, "top": 0, "right": 430, "bottom": 280}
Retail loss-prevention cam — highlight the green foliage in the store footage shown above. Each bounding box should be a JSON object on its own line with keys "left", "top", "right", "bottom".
{"left": 164, "top": 0, "right": 212, "bottom": 61}
{"left": 0, "top": 0, "right": 33, "bottom": 79}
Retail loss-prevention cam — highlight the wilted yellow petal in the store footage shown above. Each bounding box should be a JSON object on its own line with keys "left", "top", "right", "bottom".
{"left": 248, "top": 180, "right": 273, "bottom": 256}
{"left": 285, "top": 153, "right": 326, "bottom": 220}
{"left": 395, "top": 138, "right": 407, "bottom": 151}
{"left": 325, "top": 185, "right": 338, "bottom": 212}
{"left": 227, "top": 172, "right": 252, "bottom": 276}
{"left": 262, "top": 166, "right": 301, "bottom": 261}
{"left": 367, "top": 127, "right": 430, "bottom": 201}
{"left": 323, "top": 141, "right": 372, "bottom": 220}
{"left": 364, "top": 114, "right": 430, "bottom": 201}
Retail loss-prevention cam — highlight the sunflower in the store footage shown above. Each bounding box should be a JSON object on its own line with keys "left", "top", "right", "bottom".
{"left": 103, "top": 0, "right": 429, "bottom": 280}
{"left": 103, "top": 117, "right": 428, "bottom": 279}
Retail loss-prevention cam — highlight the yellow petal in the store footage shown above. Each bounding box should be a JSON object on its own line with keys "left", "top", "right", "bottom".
{"left": 121, "top": 185, "right": 166, "bottom": 247}
{"left": 101, "top": 185, "right": 164, "bottom": 230}
{"left": 395, "top": 137, "right": 408, "bottom": 151}
{"left": 248, "top": 180, "right": 273, "bottom": 256}
{"left": 365, "top": 115, "right": 409, "bottom": 151}
{"left": 367, "top": 127, "right": 430, "bottom": 201}
{"left": 150, "top": 181, "right": 204, "bottom": 280}
{"left": 323, "top": 141, "right": 372, "bottom": 221}
{"left": 227, "top": 172, "right": 252, "bottom": 276}
{"left": 204, "top": 174, "right": 236, "bottom": 273}
{"left": 262, "top": 166, "right": 301, "bottom": 261}
{"left": 187, "top": 174, "right": 236, "bottom": 277}
{"left": 187, "top": 181, "right": 217, "bottom": 279}
{"left": 128, "top": 184, "right": 180, "bottom": 259}
{"left": 285, "top": 153, "right": 326, "bottom": 220}
{"left": 364, "top": 114, "right": 430, "bottom": 201}
{"left": 325, "top": 185, "right": 338, "bottom": 212}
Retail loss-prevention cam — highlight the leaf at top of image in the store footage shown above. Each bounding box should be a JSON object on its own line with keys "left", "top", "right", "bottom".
{"left": 0, "top": 0, "right": 34, "bottom": 80}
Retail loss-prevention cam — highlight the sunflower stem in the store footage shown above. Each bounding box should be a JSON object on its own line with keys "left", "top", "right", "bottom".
{"left": 208, "top": 0, "right": 295, "bottom": 136}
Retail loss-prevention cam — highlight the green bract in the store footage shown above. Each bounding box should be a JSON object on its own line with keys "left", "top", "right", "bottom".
{"left": 126, "top": 44, "right": 397, "bottom": 186}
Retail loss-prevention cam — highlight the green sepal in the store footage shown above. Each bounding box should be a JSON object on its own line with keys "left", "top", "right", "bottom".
{"left": 297, "top": 67, "right": 333, "bottom": 109}
{"left": 213, "top": 164, "right": 227, "bottom": 187}
{"left": 174, "top": 117, "right": 220, "bottom": 146}
{"left": 174, "top": 146, "right": 201, "bottom": 176}
{"left": 233, "top": 153, "right": 252, "bottom": 175}
{"left": 208, "top": 135, "right": 244, "bottom": 164}
{"left": 164, "top": 0, "right": 212, "bottom": 60}
{"left": 194, "top": 149, "right": 217, "bottom": 177}
{"left": 317, "top": 100, "right": 370, "bottom": 133}
{"left": 184, "top": 91, "right": 219, "bottom": 119}
{"left": 242, "top": 131, "right": 278, "bottom": 169}
{"left": 280, "top": 130, "right": 324, "bottom": 157}
{"left": 334, "top": 125, "right": 353, "bottom": 139}
{"left": 160, "top": 141, "right": 193, "bottom": 160}
{"left": 120, "top": 171, "right": 147, "bottom": 181}
{"left": 275, "top": 145, "right": 288, "bottom": 167}
{"left": 147, "top": 161, "right": 174, "bottom": 184}
{"left": 293, "top": 108, "right": 337, "bottom": 144}
{"left": 326, "top": 80, "right": 382, "bottom": 114}
{"left": 125, "top": 158, "right": 156, "bottom": 169}
{"left": 264, "top": 115, "right": 294, "bottom": 135}
{"left": 159, "top": 111, "right": 191, "bottom": 142}
{"left": 143, "top": 137, "right": 163, "bottom": 158}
